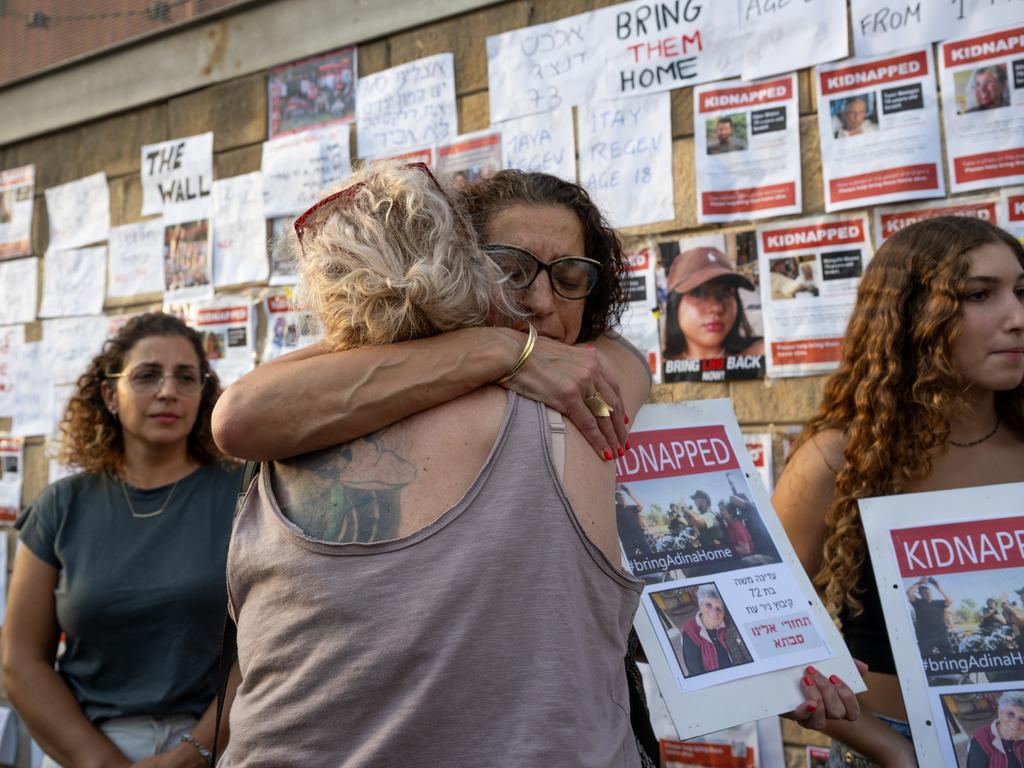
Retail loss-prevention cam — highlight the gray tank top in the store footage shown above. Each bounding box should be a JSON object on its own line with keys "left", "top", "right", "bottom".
{"left": 222, "top": 393, "right": 643, "bottom": 768}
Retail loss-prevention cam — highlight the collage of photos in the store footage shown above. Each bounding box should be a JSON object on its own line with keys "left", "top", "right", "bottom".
{"left": 659, "top": 232, "right": 765, "bottom": 383}
{"left": 268, "top": 47, "right": 357, "bottom": 138}
{"left": 163, "top": 219, "right": 212, "bottom": 300}
{"left": 616, "top": 468, "right": 779, "bottom": 583}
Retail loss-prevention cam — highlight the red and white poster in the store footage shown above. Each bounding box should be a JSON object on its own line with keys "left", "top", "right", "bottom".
{"left": 168, "top": 295, "right": 257, "bottom": 386}
{"left": 742, "top": 433, "right": 773, "bottom": 493}
{"left": 862, "top": 483, "right": 1024, "bottom": 767}
{"left": 262, "top": 291, "right": 321, "bottom": 363}
{"left": 873, "top": 194, "right": 999, "bottom": 244}
{"left": 0, "top": 436, "right": 24, "bottom": 524}
{"left": 694, "top": 74, "right": 801, "bottom": 223}
{"left": 1001, "top": 187, "right": 1024, "bottom": 242}
{"left": 940, "top": 25, "right": 1024, "bottom": 193}
{"left": 435, "top": 130, "right": 504, "bottom": 190}
{"left": 756, "top": 214, "right": 873, "bottom": 378}
{"left": 0, "top": 165, "right": 34, "bottom": 260}
{"left": 816, "top": 48, "right": 945, "bottom": 211}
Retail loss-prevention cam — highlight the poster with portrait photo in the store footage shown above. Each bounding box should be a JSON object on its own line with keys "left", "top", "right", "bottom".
{"left": 619, "top": 400, "right": 863, "bottom": 734}
{"left": 940, "top": 25, "right": 1024, "bottom": 193}
{"left": 862, "top": 483, "right": 1024, "bottom": 766}
{"left": 435, "top": 130, "right": 503, "bottom": 192}
{"left": 268, "top": 47, "right": 357, "bottom": 139}
{"left": 163, "top": 218, "right": 213, "bottom": 303}
{"left": 268, "top": 216, "right": 298, "bottom": 286}
{"left": 873, "top": 194, "right": 999, "bottom": 245}
{"left": 0, "top": 165, "right": 34, "bottom": 260}
{"left": 659, "top": 232, "right": 765, "bottom": 384}
{"left": 262, "top": 291, "right": 321, "bottom": 363}
{"left": 694, "top": 74, "right": 802, "bottom": 224}
{"left": 816, "top": 47, "right": 945, "bottom": 210}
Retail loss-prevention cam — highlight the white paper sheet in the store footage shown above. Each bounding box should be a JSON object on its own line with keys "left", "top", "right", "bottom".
{"left": 0, "top": 164, "right": 35, "bottom": 260}
{"left": 0, "top": 436, "right": 24, "bottom": 525}
{"left": 499, "top": 108, "right": 577, "bottom": 182}
{"left": 616, "top": 305, "right": 662, "bottom": 385}
{"left": 163, "top": 219, "right": 214, "bottom": 303}
{"left": 741, "top": 432, "right": 774, "bottom": 494}
{"left": 694, "top": 74, "right": 802, "bottom": 223}
{"left": 740, "top": 0, "right": 848, "bottom": 80}
{"left": 816, "top": 47, "right": 946, "bottom": 211}
{"left": 756, "top": 214, "right": 873, "bottom": 378}
{"left": 595, "top": 0, "right": 745, "bottom": 100}
{"left": 140, "top": 132, "right": 214, "bottom": 219}
{"left": 267, "top": 217, "right": 298, "bottom": 286}
{"left": 1001, "top": 186, "right": 1024, "bottom": 241}
{"left": 39, "top": 246, "right": 107, "bottom": 318}
{"left": 852, "top": 0, "right": 1024, "bottom": 57}
{"left": 10, "top": 341, "right": 53, "bottom": 437}
{"left": 45, "top": 172, "right": 110, "bottom": 252}
{"left": 262, "top": 291, "right": 321, "bottom": 362}
{"left": 174, "top": 295, "right": 257, "bottom": 386}
{"left": 107, "top": 219, "right": 165, "bottom": 298}
{"left": 578, "top": 92, "right": 674, "bottom": 229}
{"left": 939, "top": 24, "right": 1024, "bottom": 194}
{"left": 0, "top": 325, "right": 24, "bottom": 419}
{"left": 213, "top": 172, "right": 269, "bottom": 287}
{"left": 42, "top": 315, "right": 110, "bottom": 386}
{"left": 0, "top": 257, "right": 38, "bottom": 325}
{"left": 262, "top": 124, "right": 352, "bottom": 217}
{"left": 356, "top": 53, "right": 457, "bottom": 160}
{"left": 873, "top": 194, "right": 998, "bottom": 244}
{"left": 486, "top": 11, "right": 602, "bottom": 123}
{"left": 435, "top": 129, "right": 504, "bottom": 182}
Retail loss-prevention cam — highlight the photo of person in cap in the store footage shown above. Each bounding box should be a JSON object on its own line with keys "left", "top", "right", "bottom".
{"left": 663, "top": 247, "right": 764, "bottom": 362}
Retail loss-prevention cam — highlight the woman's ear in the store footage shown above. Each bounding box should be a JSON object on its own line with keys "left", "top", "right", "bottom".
{"left": 100, "top": 380, "right": 118, "bottom": 417}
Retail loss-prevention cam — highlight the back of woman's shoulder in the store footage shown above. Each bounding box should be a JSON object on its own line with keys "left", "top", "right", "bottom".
{"left": 792, "top": 428, "right": 847, "bottom": 476}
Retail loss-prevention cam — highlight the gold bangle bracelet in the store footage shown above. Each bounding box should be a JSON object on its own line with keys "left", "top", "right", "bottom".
{"left": 497, "top": 323, "right": 537, "bottom": 384}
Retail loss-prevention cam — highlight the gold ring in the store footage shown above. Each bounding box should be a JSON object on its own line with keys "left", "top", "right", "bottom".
{"left": 584, "top": 393, "right": 614, "bottom": 418}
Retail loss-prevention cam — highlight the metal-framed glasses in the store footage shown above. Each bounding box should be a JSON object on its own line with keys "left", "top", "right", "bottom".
{"left": 107, "top": 365, "right": 210, "bottom": 396}
{"left": 482, "top": 243, "right": 602, "bottom": 300}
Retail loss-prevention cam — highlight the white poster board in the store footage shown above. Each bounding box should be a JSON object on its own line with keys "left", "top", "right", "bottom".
{"left": 38, "top": 246, "right": 107, "bottom": 318}
{"left": 107, "top": 220, "right": 165, "bottom": 298}
{"left": 213, "top": 172, "right": 269, "bottom": 287}
{"left": 742, "top": 432, "right": 774, "bottom": 494}
{"left": 740, "top": 0, "right": 848, "bottom": 80}
{"left": 261, "top": 124, "right": 352, "bottom": 218}
{"left": 0, "top": 257, "right": 38, "bottom": 325}
{"left": 140, "top": 132, "right": 214, "bottom": 219}
{"left": 694, "top": 74, "right": 802, "bottom": 223}
{"left": 619, "top": 399, "right": 863, "bottom": 738}
{"left": 0, "top": 164, "right": 35, "bottom": 260}
{"left": 0, "top": 436, "right": 24, "bottom": 524}
{"left": 499, "top": 108, "right": 577, "bottom": 183}
{"left": 45, "top": 173, "right": 110, "bottom": 252}
{"left": 174, "top": 295, "right": 257, "bottom": 386}
{"left": 862, "top": 483, "right": 1024, "bottom": 767}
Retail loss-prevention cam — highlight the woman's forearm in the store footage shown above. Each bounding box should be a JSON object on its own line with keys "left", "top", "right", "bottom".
{"left": 823, "top": 708, "right": 917, "bottom": 767}
{"left": 6, "top": 661, "right": 129, "bottom": 768}
{"left": 213, "top": 327, "right": 520, "bottom": 461}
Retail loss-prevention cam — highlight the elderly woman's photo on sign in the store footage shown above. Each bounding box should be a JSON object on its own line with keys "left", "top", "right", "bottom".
{"left": 941, "top": 690, "right": 1024, "bottom": 767}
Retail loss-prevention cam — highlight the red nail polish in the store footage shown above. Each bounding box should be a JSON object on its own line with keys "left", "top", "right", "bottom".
{"left": 624, "top": 414, "right": 630, "bottom": 424}
{"left": 806, "top": 703, "right": 817, "bottom": 713}
{"left": 625, "top": 440, "right": 631, "bottom": 450}
{"left": 603, "top": 449, "right": 613, "bottom": 461}
{"left": 806, "top": 665, "right": 817, "bottom": 675}
{"left": 803, "top": 675, "right": 813, "bottom": 686}
{"left": 829, "top": 675, "right": 841, "bottom": 685}
{"left": 617, "top": 446, "right": 624, "bottom": 457}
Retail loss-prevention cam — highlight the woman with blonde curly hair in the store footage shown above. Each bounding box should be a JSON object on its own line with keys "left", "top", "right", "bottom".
{"left": 775, "top": 216, "right": 1024, "bottom": 767}
{"left": 4, "top": 313, "right": 242, "bottom": 767}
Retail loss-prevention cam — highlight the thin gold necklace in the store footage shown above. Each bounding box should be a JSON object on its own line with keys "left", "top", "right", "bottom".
{"left": 120, "top": 478, "right": 181, "bottom": 519}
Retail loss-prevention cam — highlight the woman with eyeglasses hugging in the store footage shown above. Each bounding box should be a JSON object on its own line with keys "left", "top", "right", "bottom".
{"left": 4, "top": 313, "right": 242, "bottom": 768}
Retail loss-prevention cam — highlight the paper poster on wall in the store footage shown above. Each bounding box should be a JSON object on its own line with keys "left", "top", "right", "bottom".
{"left": 45, "top": 172, "right": 110, "bottom": 252}
{"left": 262, "top": 291, "right": 321, "bottom": 362}
{"left": 595, "top": 0, "right": 744, "bottom": 100}
{"left": 380, "top": 147, "right": 436, "bottom": 167}
{"left": 694, "top": 74, "right": 802, "bottom": 224}
{"left": 268, "top": 216, "right": 298, "bottom": 286}
{"left": 806, "top": 745, "right": 829, "bottom": 768}
{"left": 742, "top": 433, "right": 774, "bottom": 494}
{"left": 10, "top": 341, "right": 52, "bottom": 437}
{"left": 213, "top": 172, "right": 269, "bottom": 287}
{"left": 861, "top": 483, "right": 1024, "bottom": 767}
{"left": 262, "top": 124, "right": 352, "bottom": 218}
{"left": 1001, "top": 187, "right": 1024, "bottom": 241}
{"left": 617, "top": 305, "right": 663, "bottom": 385}
{"left": 42, "top": 316, "right": 109, "bottom": 387}
{"left": 486, "top": 10, "right": 601, "bottom": 123}
{"left": 816, "top": 48, "right": 945, "bottom": 211}
{"left": 619, "top": 399, "right": 863, "bottom": 737}
{"left": 435, "top": 130, "right": 503, "bottom": 189}
{"left": 356, "top": 53, "right": 457, "bottom": 160}
{"left": 940, "top": 25, "right": 1024, "bottom": 193}
{"left": 38, "top": 247, "right": 106, "bottom": 318}
{"left": 140, "top": 132, "right": 213, "bottom": 219}
{"left": 0, "top": 165, "right": 34, "bottom": 259}
{"left": 499, "top": 108, "right": 577, "bottom": 182}
{"left": 659, "top": 232, "right": 765, "bottom": 383}
{"left": 0, "top": 257, "right": 38, "bottom": 326}
{"left": 740, "top": 0, "right": 848, "bottom": 80}
{"left": 756, "top": 214, "right": 872, "bottom": 378}
{"left": 174, "top": 296, "right": 257, "bottom": 386}
{"left": 268, "top": 46, "right": 357, "bottom": 138}
{"left": 873, "top": 194, "right": 998, "bottom": 244}
{"left": 163, "top": 219, "right": 213, "bottom": 303}
{"left": 0, "top": 436, "right": 23, "bottom": 524}
{"left": 578, "top": 92, "right": 674, "bottom": 229}
{"left": 852, "top": 0, "right": 1024, "bottom": 58}
{"left": 0, "top": 325, "right": 24, "bottom": 419}
{"left": 107, "top": 220, "right": 164, "bottom": 299}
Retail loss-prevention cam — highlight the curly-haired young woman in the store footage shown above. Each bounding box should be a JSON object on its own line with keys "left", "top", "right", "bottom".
{"left": 774, "top": 216, "right": 1024, "bottom": 768}
{"left": 4, "top": 313, "right": 242, "bottom": 768}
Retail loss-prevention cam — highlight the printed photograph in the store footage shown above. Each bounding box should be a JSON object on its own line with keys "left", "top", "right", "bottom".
{"left": 163, "top": 220, "right": 211, "bottom": 294}
{"left": 649, "top": 582, "right": 754, "bottom": 678}
{"left": 902, "top": 570, "right": 1024, "bottom": 686}
{"left": 0, "top": 189, "right": 12, "bottom": 224}
{"left": 705, "top": 113, "right": 749, "bottom": 155}
{"left": 941, "top": 689, "right": 1024, "bottom": 767}
{"left": 268, "top": 47, "right": 357, "bottom": 138}
{"left": 768, "top": 255, "right": 819, "bottom": 300}
{"left": 659, "top": 232, "right": 765, "bottom": 383}
{"left": 268, "top": 216, "right": 298, "bottom": 285}
{"left": 201, "top": 330, "right": 226, "bottom": 360}
{"left": 829, "top": 93, "right": 878, "bottom": 138}
{"left": 955, "top": 64, "right": 1011, "bottom": 115}
{"left": 615, "top": 468, "right": 780, "bottom": 582}
{"left": 436, "top": 135, "right": 502, "bottom": 191}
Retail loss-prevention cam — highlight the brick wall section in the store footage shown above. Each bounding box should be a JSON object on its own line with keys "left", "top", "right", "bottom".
{"left": 0, "top": 0, "right": 839, "bottom": 761}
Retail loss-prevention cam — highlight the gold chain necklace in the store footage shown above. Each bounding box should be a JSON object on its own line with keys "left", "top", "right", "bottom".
{"left": 120, "top": 478, "right": 181, "bottom": 519}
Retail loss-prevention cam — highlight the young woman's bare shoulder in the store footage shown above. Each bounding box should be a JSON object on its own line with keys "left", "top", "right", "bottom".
{"left": 803, "top": 429, "right": 846, "bottom": 475}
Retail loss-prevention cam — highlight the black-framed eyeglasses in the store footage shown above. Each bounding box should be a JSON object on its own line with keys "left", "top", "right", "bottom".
{"left": 106, "top": 365, "right": 210, "bottom": 396}
{"left": 482, "top": 243, "right": 602, "bottom": 300}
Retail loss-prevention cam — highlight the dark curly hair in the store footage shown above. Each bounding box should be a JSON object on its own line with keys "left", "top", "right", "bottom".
{"left": 459, "top": 170, "right": 628, "bottom": 342}
{"left": 57, "top": 312, "right": 226, "bottom": 475}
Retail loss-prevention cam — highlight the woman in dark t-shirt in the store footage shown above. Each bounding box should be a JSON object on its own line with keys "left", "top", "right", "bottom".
{"left": 4, "top": 313, "right": 241, "bottom": 767}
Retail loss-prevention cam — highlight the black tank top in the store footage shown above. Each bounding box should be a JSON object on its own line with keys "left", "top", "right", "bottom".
{"left": 837, "top": 550, "right": 897, "bottom": 675}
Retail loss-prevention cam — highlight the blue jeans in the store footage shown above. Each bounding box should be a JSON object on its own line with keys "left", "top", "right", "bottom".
{"left": 41, "top": 713, "right": 197, "bottom": 766}
{"left": 829, "top": 714, "right": 913, "bottom": 768}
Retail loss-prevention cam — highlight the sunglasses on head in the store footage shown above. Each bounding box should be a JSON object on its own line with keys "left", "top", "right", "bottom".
{"left": 481, "top": 243, "right": 602, "bottom": 300}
